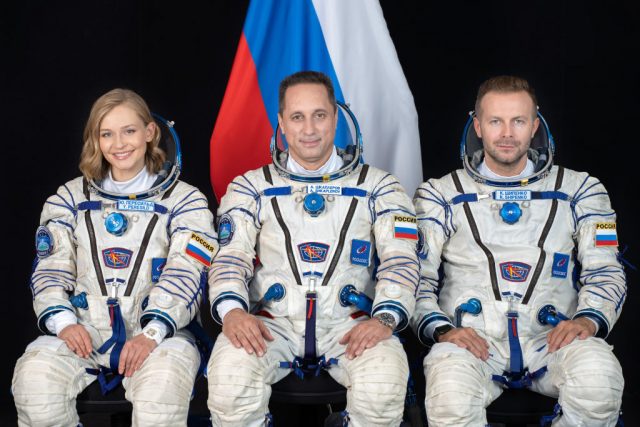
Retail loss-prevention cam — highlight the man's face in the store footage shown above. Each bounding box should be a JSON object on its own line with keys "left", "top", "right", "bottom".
{"left": 278, "top": 83, "right": 337, "bottom": 171}
{"left": 473, "top": 91, "right": 540, "bottom": 176}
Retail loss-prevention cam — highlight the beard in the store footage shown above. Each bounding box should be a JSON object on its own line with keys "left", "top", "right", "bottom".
{"left": 486, "top": 137, "right": 529, "bottom": 167}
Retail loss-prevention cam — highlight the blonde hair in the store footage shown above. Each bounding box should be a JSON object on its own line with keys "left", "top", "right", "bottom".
{"left": 79, "top": 88, "right": 165, "bottom": 181}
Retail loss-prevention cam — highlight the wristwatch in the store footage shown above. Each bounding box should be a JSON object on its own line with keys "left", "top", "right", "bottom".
{"left": 374, "top": 312, "right": 397, "bottom": 331}
{"left": 433, "top": 324, "right": 454, "bottom": 342}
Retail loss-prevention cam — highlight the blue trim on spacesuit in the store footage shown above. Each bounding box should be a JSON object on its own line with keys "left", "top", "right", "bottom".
{"left": 450, "top": 191, "right": 569, "bottom": 206}
{"left": 37, "top": 305, "right": 73, "bottom": 335}
{"left": 573, "top": 309, "right": 610, "bottom": 338}
{"left": 77, "top": 200, "right": 169, "bottom": 214}
{"left": 210, "top": 292, "right": 249, "bottom": 325}
{"left": 416, "top": 313, "right": 451, "bottom": 345}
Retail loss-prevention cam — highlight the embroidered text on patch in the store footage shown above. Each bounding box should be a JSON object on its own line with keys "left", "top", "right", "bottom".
{"left": 186, "top": 233, "right": 216, "bottom": 266}
{"left": 350, "top": 239, "right": 371, "bottom": 266}
{"left": 595, "top": 222, "right": 618, "bottom": 247}
{"left": 394, "top": 215, "right": 418, "bottom": 240}
{"left": 552, "top": 253, "right": 569, "bottom": 278}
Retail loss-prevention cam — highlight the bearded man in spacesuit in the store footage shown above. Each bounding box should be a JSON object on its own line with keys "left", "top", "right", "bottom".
{"left": 12, "top": 88, "right": 216, "bottom": 427}
{"left": 412, "top": 75, "right": 625, "bottom": 426}
{"left": 206, "top": 70, "right": 419, "bottom": 427}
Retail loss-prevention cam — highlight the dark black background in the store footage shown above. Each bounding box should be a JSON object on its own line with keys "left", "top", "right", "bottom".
{"left": 3, "top": 0, "right": 638, "bottom": 424}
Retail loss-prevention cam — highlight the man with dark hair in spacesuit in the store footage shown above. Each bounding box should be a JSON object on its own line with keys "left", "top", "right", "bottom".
{"left": 206, "top": 70, "right": 419, "bottom": 427}
{"left": 412, "top": 75, "right": 625, "bottom": 426}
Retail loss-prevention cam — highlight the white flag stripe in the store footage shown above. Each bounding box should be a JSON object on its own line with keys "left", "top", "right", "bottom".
{"left": 313, "top": 0, "right": 423, "bottom": 194}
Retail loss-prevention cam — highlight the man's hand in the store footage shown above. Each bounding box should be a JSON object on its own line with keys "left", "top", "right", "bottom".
{"left": 547, "top": 317, "right": 596, "bottom": 353}
{"left": 223, "top": 309, "right": 274, "bottom": 357}
{"left": 339, "top": 318, "right": 393, "bottom": 360}
{"left": 438, "top": 327, "right": 490, "bottom": 360}
{"left": 59, "top": 324, "right": 92, "bottom": 358}
{"left": 118, "top": 334, "right": 158, "bottom": 377}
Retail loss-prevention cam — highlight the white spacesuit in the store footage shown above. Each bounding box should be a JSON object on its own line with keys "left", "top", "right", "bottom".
{"left": 207, "top": 104, "right": 419, "bottom": 427}
{"left": 12, "top": 118, "right": 216, "bottom": 427}
{"left": 412, "top": 112, "right": 626, "bottom": 426}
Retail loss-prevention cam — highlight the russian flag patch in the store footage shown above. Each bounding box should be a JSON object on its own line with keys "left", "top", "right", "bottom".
{"left": 394, "top": 215, "right": 418, "bottom": 240}
{"left": 595, "top": 222, "right": 618, "bottom": 247}
{"left": 185, "top": 233, "right": 216, "bottom": 266}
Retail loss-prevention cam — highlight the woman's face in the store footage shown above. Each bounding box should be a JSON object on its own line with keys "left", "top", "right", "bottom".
{"left": 98, "top": 103, "right": 155, "bottom": 181}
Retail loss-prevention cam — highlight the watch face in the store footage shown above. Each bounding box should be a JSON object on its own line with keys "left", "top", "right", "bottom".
{"left": 375, "top": 313, "right": 396, "bottom": 329}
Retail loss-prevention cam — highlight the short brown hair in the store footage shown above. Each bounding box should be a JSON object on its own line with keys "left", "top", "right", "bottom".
{"left": 79, "top": 88, "right": 165, "bottom": 181}
{"left": 278, "top": 70, "right": 337, "bottom": 114}
{"left": 475, "top": 76, "right": 537, "bottom": 117}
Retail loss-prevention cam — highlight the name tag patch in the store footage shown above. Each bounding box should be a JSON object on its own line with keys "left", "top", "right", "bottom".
{"left": 595, "top": 222, "right": 618, "bottom": 247}
{"left": 394, "top": 215, "right": 418, "bottom": 240}
{"left": 552, "top": 253, "right": 569, "bottom": 278}
{"left": 298, "top": 242, "right": 329, "bottom": 263}
{"left": 186, "top": 233, "right": 216, "bottom": 266}
{"left": 493, "top": 190, "right": 532, "bottom": 201}
{"left": 117, "top": 200, "right": 156, "bottom": 212}
{"left": 499, "top": 261, "right": 531, "bottom": 282}
{"left": 350, "top": 240, "right": 371, "bottom": 266}
{"left": 307, "top": 184, "right": 341, "bottom": 195}
{"left": 102, "top": 247, "right": 133, "bottom": 269}
{"left": 151, "top": 258, "right": 167, "bottom": 282}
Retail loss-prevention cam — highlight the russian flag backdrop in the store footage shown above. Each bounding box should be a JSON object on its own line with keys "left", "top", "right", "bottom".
{"left": 210, "top": 0, "right": 422, "bottom": 200}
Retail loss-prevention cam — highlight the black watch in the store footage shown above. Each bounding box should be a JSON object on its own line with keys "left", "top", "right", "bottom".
{"left": 433, "top": 324, "right": 454, "bottom": 342}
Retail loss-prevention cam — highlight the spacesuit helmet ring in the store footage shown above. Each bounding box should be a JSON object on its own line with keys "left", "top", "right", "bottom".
{"left": 89, "top": 113, "right": 182, "bottom": 200}
{"left": 460, "top": 110, "right": 555, "bottom": 186}
{"left": 270, "top": 101, "right": 363, "bottom": 183}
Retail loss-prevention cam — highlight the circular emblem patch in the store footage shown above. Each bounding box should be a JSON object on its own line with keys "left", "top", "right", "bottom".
{"left": 218, "top": 214, "right": 235, "bottom": 246}
{"left": 35, "top": 226, "right": 54, "bottom": 258}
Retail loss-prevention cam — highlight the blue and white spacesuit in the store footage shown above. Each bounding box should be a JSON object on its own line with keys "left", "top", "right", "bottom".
{"left": 412, "top": 111, "right": 626, "bottom": 426}
{"left": 12, "top": 118, "right": 217, "bottom": 427}
{"left": 207, "top": 104, "right": 419, "bottom": 427}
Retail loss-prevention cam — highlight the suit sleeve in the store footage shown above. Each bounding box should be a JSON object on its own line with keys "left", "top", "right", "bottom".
{"left": 571, "top": 173, "right": 626, "bottom": 338}
{"left": 31, "top": 183, "right": 79, "bottom": 334}
{"left": 208, "top": 174, "right": 260, "bottom": 324}
{"left": 369, "top": 172, "right": 420, "bottom": 331}
{"left": 410, "top": 179, "right": 456, "bottom": 345}
{"left": 141, "top": 186, "right": 217, "bottom": 335}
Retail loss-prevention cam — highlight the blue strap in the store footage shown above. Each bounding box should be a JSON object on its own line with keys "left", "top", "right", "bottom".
{"left": 279, "top": 354, "right": 339, "bottom": 379}
{"left": 263, "top": 186, "right": 367, "bottom": 198}
{"left": 451, "top": 191, "right": 569, "bottom": 206}
{"left": 85, "top": 366, "right": 124, "bottom": 395}
{"left": 263, "top": 187, "right": 292, "bottom": 196}
{"left": 507, "top": 311, "right": 524, "bottom": 374}
{"left": 90, "top": 299, "right": 127, "bottom": 395}
{"left": 341, "top": 187, "right": 367, "bottom": 197}
{"left": 492, "top": 366, "right": 548, "bottom": 389}
{"left": 531, "top": 191, "right": 569, "bottom": 200}
{"left": 540, "top": 402, "right": 562, "bottom": 426}
{"left": 304, "top": 292, "right": 317, "bottom": 361}
{"left": 77, "top": 200, "right": 168, "bottom": 213}
{"left": 96, "top": 299, "right": 127, "bottom": 373}
{"left": 451, "top": 194, "right": 479, "bottom": 205}
{"left": 339, "top": 410, "right": 350, "bottom": 427}
{"left": 77, "top": 201, "right": 102, "bottom": 211}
